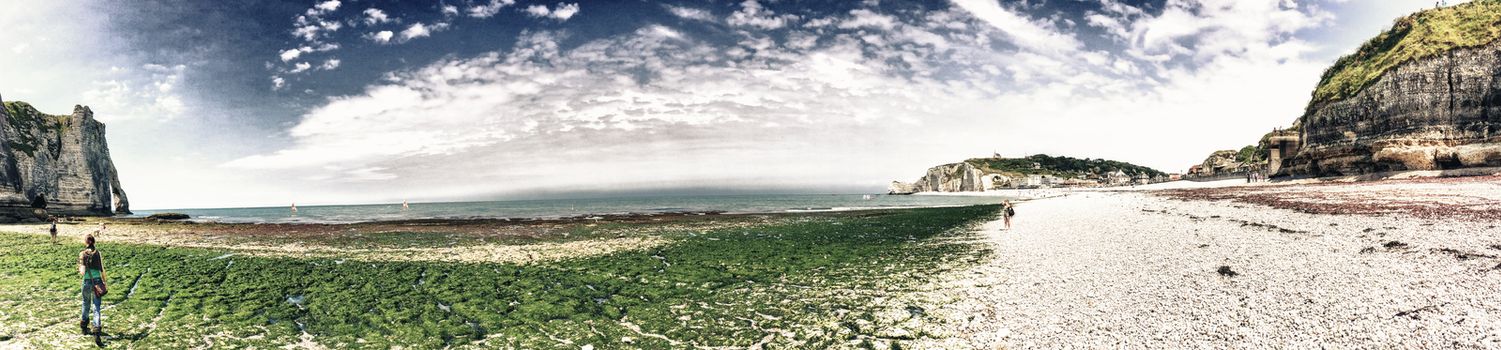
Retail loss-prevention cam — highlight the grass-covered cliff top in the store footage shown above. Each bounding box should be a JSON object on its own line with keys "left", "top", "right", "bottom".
{"left": 1311, "top": 0, "right": 1501, "bottom": 106}
{"left": 2, "top": 101, "right": 71, "bottom": 157}
{"left": 965, "top": 154, "right": 1166, "bottom": 178}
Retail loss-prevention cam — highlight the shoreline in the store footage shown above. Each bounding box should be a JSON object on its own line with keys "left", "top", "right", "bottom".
{"left": 114, "top": 203, "right": 995, "bottom": 226}
{"left": 7, "top": 204, "right": 1006, "bottom": 265}
{"left": 120, "top": 195, "right": 1006, "bottom": 225}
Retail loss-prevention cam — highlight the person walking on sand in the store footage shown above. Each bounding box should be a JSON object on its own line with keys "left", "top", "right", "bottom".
{"left": 49, "top": 217, "right": 58, "bottom": 244}
{"left": 95, "top": 222, "right": 106, "bottom": 237}
{"left": 1002, "top": 200, "right": 1016, "bottom": 230}
{"left": 79, "top": 235, "right": 107, "bottom": 338}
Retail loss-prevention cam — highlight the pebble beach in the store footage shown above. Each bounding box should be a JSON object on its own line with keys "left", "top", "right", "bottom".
{"left": 916, "top": 178, "right": 1501, "bottom": 348}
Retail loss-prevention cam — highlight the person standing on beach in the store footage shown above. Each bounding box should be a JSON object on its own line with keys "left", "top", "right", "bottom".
{"left": 49, "top": 217, "right": 58, "bottom": 244}
{"left": 79, "top": 235, "right": 107, "bottom": 337}
{"left": 1002, "top": 200, "right": 1015, "bottom": 230}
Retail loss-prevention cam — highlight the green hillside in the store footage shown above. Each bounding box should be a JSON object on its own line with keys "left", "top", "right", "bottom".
{"left": 964, "top": 154, "right": 1165, "bottom": 179}
{"left": 1311, "top": 0, "right": 1501, "bottom": 106}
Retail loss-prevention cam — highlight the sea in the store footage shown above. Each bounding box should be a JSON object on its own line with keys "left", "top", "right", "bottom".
{"left": 129, "top": 194, "right": 1012, "bottom": 224}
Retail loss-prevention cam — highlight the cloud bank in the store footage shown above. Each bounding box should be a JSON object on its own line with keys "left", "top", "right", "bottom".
{"left": 222, "top": 0, "right": 1337, "bottom": 203}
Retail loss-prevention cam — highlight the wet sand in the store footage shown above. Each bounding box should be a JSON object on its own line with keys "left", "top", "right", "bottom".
{"left": 2, "top": 212, "right": 782, "bottom": 264}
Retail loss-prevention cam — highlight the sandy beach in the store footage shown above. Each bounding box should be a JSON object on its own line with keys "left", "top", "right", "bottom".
{"left": 914, "top": 177, "right": 1501, "bottom": 348}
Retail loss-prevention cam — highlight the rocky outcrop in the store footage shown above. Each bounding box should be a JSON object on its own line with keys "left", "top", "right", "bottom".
{"left": 892, "top": 154, "right": 1167, "bottom": 193}
{"left": 0, "top": 96, "right": 129, "bottom": 220}
{"left": 890, "top": 162, "right": 986, "bottom": 194}
{"left": 1284, "top": 36, "right": 1501, "bottom": 176}
{"left": 1193, "top": 150, "right": 1244, "bottom": 177}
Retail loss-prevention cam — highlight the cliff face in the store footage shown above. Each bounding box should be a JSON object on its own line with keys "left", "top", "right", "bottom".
{"left": 889, "top": 162, "right": 984, "bottom": 194}
{"left": 1284, "top": 39, "right": 1501, "bottom": 176}
{"left": 0, "top": 97, "right": 129, "bottom": 220}
{"left": 890, "top": 154, "right": 1166, "bottom": 193}
{"left": 894, "top": 162, "right": 986, "bottom": 193}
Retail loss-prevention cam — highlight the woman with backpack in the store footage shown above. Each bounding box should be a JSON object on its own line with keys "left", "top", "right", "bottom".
{"left": 79, "top": 235, "right": 106, "bottom": 336}
{"left": 1002, "top": 200, "right": 1016, "bottom": 230}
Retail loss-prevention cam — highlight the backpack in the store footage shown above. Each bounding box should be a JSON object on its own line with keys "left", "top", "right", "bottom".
{"left": 1006, "top": 206, "right": 1016, "bottom": 216}
{"left": 83, "top": 249, "right": 102, "bottom": 271}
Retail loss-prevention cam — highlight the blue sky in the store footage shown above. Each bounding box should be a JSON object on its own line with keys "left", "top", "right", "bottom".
{"left": 0, "top": 0, "right": 1459, "bottom": 209}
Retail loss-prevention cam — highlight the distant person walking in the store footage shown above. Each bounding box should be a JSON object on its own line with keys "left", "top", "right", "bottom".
{"left": 49, "top": 217, "right": 58, "bottom": 244}
{"left": 94, "top": 222, "right": 106, "bottom": 238}
{"left": 1002, "top": 200, "right": 1016, "bottom": 230}
{"left": 79, "top": 235, "right": 107, "bottom": 337}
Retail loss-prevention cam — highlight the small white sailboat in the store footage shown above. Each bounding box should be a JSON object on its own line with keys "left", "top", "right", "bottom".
{"left": 402, "top": 200, "right": 409, "bottom": 211}
{"left": 291, "top": 202, "right": 298, "bottom": 215}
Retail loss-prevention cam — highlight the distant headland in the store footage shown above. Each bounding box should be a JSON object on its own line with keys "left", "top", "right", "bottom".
{"left": 889, "top": 154, "right": 1171, "bottom": 194}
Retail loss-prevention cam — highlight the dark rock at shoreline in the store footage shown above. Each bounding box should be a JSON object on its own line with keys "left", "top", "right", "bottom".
{"left": 147, "top": 213, "right": 191, "bottom": 221}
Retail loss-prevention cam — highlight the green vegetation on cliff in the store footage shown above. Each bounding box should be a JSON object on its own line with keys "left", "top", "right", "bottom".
{"left": 1312, "top": 0, "right": 1501, "bottom": 105}
{"left": 1, "top": 101, "right": 69, "bottom": 157}
{"left": 965, "top": 154, "right": 1165, "bottom": 178}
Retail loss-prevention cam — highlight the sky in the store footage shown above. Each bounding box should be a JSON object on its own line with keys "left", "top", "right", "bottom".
{"left": 0, "top": 0, "right": 1465, "bottom": 209}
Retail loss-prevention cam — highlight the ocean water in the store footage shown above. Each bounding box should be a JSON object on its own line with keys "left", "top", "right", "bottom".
{"left": 130, "top": 194, "right": 1012, "bottom": 224}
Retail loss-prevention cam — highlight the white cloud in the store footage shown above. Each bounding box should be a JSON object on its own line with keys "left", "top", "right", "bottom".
{"left": 312, "top": 0, "right": 340, "bottom": 14}
{"left": 362, "top": 8, "right": 391, "bottom": 25}
{"left": 551, "top": 3, "right": 580, "bottom": 20}
{"left": 343, "top": 167, "right": 398, "bottom": 181}
{"left": 468, "top": 0, "right": 517, "bottom": 18}
{"left": 279, "top": 48, "right": 304, "bottom": 62}
{"left": 727, "top": 0, "right": 799, "bottom": 30}
{"left": 400, "top": 23, "right": 434, "bottom": 40}
{"left": 804, "top": 17, "right": 836, "bottom": 28}
{"left": 839, "top": 9, "right": 897, "bottom": 30}
{"left": 442, "top": 5, "right": 460, "bottom": 17}
{"left": 666, "top": 5, "right": 714, "bottom": 22}
{"left": 370, "top": 30, "right": 394, "bottom": 43}
{"left": 274, "top": 0, "right": 351, "bottom": 87}
{"left": 1125, "top": 0, "right": 1332, "bottom": 63}
{"left": 524, "top": 3, "right": 580, "bottom": 21}
{"left": 950, "top": 0, "right": 1083, "bottom": 55}
{"left": 289, "top": 62, "right": 313, "bottom": 73}
{"left": 222, "top": 26, "right": 997, "bottom": 198}
{"left": 321, "top": 59, "right": 341, "bottom": 70}
{"left": 524, "top": 5, "right": 551, "bottom": 17}
{"left": 79, "top": 64, "right": 188, "bottom": 122}
{"left": 225, "top": 0, "right": 1353, "bottom": 200}
{"left": 525, "top": 4, "right": 555, "bottom": 17}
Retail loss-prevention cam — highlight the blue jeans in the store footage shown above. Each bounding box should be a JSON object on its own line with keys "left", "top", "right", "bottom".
{"left": 81, "top": 278, "right": 102, "bottom": 328}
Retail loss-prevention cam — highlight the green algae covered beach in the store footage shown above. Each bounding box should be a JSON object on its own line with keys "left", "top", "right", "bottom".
{"left": 0, "top": 206, "right": 998, "bottom": 349}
